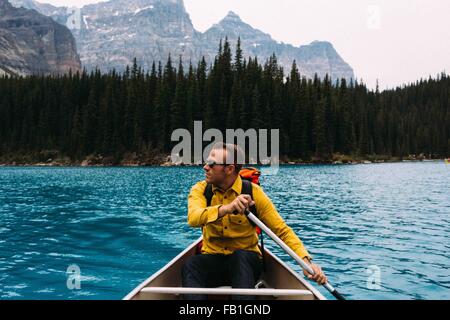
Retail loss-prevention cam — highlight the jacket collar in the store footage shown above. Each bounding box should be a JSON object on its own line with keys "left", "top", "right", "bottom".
{"left": 211, "top": 175, "right": 242, "bottom": 195}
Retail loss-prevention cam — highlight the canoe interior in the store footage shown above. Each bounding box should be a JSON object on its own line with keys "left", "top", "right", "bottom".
{"left": 125, "top": 238, "right": 325, "bottom": 300}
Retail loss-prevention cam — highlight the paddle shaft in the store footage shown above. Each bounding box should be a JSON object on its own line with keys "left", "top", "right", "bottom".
{"left": 244, "top": 209, "right": 345, "bottom": 300}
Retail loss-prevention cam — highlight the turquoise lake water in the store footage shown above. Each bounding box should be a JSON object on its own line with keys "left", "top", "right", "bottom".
{"left": 0, "top": 162, "right": 449, "bottom": 300}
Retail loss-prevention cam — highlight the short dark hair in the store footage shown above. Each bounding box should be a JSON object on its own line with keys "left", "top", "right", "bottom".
{"left": 212, "top": 142, "right": 245, "bottom": 173}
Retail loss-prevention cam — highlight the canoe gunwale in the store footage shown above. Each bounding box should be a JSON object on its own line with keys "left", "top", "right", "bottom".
{"left": 123, "top": 238, "right": 201, "bottom": 300}
{"left": 140, "top": 287, "right": 314, "bottom": 297}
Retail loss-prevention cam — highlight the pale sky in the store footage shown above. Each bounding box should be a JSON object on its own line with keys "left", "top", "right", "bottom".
{"left": 40, "top": 0, "right": 450, "bottom": 90}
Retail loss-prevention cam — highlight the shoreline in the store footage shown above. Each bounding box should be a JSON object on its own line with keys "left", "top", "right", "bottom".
{"left": 0, "top": 154, "right": 445, "bottom": 167}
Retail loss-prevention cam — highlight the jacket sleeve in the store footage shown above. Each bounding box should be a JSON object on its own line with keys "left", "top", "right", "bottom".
{"left": 253, "top": 184, "right": 311, "bottom": 260}
{"left": 187, "top": 181, "right": 221, "bottom": 228}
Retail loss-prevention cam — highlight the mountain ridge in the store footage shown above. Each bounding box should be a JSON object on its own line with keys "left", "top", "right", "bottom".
{"left": 8, "top": 0, "right": 354, "bottom": 80}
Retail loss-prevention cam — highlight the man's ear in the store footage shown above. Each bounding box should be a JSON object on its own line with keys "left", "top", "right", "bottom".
{"left": 225, "top": 165, "right": 235, "bottom": 175}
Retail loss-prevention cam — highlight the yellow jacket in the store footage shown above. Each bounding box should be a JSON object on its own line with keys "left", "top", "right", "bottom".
{"left": 187, "top": 175, "right": 311, "bottom": 259}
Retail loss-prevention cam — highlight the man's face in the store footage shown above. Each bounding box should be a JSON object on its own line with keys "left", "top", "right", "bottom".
{"left": 203, "top": 148, "right": 233, "bottom": 185}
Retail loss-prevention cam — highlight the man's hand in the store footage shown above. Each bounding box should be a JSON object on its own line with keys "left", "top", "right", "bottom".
{"left": 218, "top": 194, "right": 255, "bottom": 217}
{"left": 302, "top": 258, "right": 328, "bottom": 285}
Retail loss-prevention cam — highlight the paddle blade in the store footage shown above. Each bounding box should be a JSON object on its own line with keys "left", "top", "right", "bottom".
{"left": 331, "top": 289, "right": 346, "bottom": 300}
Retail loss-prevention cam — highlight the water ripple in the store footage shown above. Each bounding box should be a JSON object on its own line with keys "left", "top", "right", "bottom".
{"left": 0, "top": 163, "right": 449, "bottom": 299}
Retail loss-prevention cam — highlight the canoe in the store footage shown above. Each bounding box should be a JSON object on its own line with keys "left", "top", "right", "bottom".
{"left": 124, "top": 237, "right": 326, "bottom": 300}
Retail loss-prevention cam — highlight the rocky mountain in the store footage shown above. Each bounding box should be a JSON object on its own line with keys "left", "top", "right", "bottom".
{"left": 201, "top": 11, "right": 353, "bottom": 80}
{"left": 9, "top": 0, "right": 354, "bottom": 80}
{"left": 0, "top": 0, "right": 81, "bottom": 76}
{"left": 79, "top": 0, "right": 201, "bottom": 72}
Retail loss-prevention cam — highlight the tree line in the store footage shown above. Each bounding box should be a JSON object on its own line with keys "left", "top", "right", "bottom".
{"left": 0, "top": 38, "right": 449, "bottom": 163}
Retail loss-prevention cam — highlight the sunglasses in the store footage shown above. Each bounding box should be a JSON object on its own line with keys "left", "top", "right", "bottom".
{"left": 205, "top": 160, "right": 230, "bottom": 168}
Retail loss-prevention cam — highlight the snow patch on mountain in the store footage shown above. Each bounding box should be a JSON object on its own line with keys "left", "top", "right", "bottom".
{"left": 134, "top": 5, "right": 153, "bottom": 15}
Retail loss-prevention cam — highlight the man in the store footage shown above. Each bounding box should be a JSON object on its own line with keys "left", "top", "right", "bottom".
{"left": 182, "top": 142, "right": 327, "bottom": 300}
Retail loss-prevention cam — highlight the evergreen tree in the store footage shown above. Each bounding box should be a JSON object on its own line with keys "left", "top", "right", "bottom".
{"left": 0, "top": 40, "right": 448, "bottom": 164}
